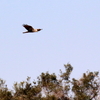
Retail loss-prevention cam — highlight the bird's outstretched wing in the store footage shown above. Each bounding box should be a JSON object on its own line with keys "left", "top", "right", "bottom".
{"left": 23, "top": 24, "right": 34, "bottom": 31}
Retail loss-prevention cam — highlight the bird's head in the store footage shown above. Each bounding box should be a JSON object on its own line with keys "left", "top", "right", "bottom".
{"left": 37, "top": 29, "right": 42, "bottom": 31}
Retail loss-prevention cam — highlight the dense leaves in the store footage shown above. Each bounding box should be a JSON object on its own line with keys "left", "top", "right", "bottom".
{"left": 0, "top": 64, "right": 100, "bottom": 100}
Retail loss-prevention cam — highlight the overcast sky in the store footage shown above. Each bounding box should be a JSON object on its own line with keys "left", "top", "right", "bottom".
{"left": 0, "top": 0, "right": 100, "bottom": 89}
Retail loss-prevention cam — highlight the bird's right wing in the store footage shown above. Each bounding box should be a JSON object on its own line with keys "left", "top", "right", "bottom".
{"left": 23, "top": 24, "right": 34, "bottom": 31}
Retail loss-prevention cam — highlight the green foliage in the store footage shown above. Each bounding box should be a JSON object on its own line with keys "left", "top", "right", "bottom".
{"left": 13, "top": 77, "right": 42, "bottom": 100}
{"left": 60, "top": 64, "right": 73, "bottom": 81}
{"left": 72, "top": 71, "right": 100, "bottom": 100}
{"left": 0, "top": 79, "right": 12, "bottom": 100}
{"left": 0, "top": 64, "right": 100, "bottom": 100}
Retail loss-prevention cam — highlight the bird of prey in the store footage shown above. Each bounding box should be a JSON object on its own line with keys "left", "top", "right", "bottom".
{"left": 23, "top": 24, "right": 42, "bottom": 33}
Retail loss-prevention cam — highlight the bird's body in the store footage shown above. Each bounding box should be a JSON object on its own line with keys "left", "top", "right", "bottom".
{"left": 23, "top": 24, "right": 42, "bottom": 33}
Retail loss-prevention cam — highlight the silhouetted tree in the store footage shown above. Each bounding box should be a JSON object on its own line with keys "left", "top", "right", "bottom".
{"left": 0, "top": 63, "right": 100, "bottom": 100}
{"left": 0, "top": 79, "right": 12, "bottom": 100}
{"left": 72, "top": 71, "right": 100, "bottom": 100}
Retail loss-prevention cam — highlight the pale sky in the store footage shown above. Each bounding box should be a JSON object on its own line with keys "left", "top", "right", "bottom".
{"left": 0, "top": 0, "right": 100, "bottom": 89}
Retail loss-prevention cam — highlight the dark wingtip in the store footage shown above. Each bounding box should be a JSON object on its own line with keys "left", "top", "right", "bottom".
{"left": 22, "top": 24, "right": 26, "bottom": 26}
{"left": 23, "top": 24, "right": 28, "bottom": 26}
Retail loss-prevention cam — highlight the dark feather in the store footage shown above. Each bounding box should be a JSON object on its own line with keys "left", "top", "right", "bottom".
{"left": 23, "top": 24, "right": 34, "bottom": 32}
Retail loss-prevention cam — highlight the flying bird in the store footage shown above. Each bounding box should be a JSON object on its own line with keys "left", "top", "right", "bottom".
{"left": 23, "top": 24, "right": 42, "bottom": 33}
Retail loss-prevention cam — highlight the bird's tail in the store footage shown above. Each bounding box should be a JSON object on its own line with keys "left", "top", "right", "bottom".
{"left": 23, "top": 31, "right": 28, "bottom": 33}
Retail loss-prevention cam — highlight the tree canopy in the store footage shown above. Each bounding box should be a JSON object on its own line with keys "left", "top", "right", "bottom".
{"left": 0, "top": 64, "right": 100, "bottom": 100}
